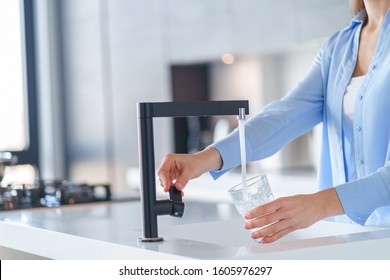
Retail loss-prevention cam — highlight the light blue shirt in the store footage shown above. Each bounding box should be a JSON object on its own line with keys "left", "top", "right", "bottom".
{"left": 210, "top": 9, "right": 390, "bottom": 227}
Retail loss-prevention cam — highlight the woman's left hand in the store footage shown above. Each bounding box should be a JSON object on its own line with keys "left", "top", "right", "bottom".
{"left": 243, "top": 188, "right": 344, "bottom": 243}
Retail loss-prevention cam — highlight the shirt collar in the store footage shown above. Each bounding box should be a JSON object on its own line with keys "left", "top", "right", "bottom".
{"left": 340, "top": 9, "right": 367, "bottom": 33}
{"left": 351, "top": 9, "right": 367, "bottom": 25}
{"left": 350, "top": 7, "right": 390, "bottom": 25}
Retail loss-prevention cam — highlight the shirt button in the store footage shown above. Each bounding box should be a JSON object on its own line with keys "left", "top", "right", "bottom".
{"left": 359, "top": 95, "right": 363, "bottom": 100}
{"left": 356, "top": 126, "right": 362, "bottom": 132}
{"left": 372, "top": 65, "right": 376, "bottom": 70}
{"left": 360, "top": 159, "right": 364, "bottom": 165}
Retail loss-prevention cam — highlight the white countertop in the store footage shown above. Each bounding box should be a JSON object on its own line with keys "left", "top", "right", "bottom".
{"left": 1, "top": 173, "right": 390, "bottom": 260}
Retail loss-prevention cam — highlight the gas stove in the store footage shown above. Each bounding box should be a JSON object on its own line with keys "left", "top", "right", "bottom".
{"left": 0, "top": 180, "right": 111, "bottom": 211}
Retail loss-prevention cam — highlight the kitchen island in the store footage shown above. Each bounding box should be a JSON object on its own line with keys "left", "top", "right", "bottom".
{"left": 1, "top": 173, "right": 390, "bottom": 259}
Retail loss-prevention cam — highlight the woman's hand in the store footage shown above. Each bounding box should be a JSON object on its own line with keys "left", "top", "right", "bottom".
{"left": 243, "top": 188, "right": 344, "bottom": 243}
{"left": 157, "top": 147, "right": 222, "bottom": 192}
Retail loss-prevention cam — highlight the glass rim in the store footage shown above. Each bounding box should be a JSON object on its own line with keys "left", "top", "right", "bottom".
{"left": 228, "top": 174, "right": 267, "bottom": 193}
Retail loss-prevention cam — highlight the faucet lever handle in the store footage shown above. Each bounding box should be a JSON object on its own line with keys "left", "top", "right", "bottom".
{"left": 169, "top": 186, "right": 184, "bottom": 218}
{"left": 169, "top": 186, "right": 182, "bottom": 202}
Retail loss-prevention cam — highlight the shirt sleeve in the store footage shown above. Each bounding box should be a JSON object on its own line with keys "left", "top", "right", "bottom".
{"left": 335, "top": 164, "right": 390, "bottom": 225}
{"left": 209, "top": 47, "right": 327, "bottom": 179}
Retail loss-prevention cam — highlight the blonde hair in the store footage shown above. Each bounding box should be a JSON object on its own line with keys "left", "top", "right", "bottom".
{"left": 350, "top": 0, "right": 365, "bottom": 15}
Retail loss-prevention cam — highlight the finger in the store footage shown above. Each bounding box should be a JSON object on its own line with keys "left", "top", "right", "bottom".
{"left": 157, "top": 168, "right": 170, "bottom": 192}
{"left": 250, "top": 219, "right": 288, "bottom": 239}
{"left": 174, "top": 181, "right": 185, "bottom": 191}
{"left": 244, "top": 210, "right": 283, "bottom": 230}
{"left": 261, "top": 227, "right": 294, "bottom": 244}
{"left": 158, "top": 173, "right": 171, "bottom": 192}
{"left": 244, "top": 199, "right": 282, "bottom": 220}
{"left": 157, "top": 155, "right": 177, "bottom": 191}
{"left": 250, "top": 219, "right": 291, "bottom": 242}
{"left": 175, "top": 170, "right": 192, "bottom": 190}
{"left": 157, "top": 173, "right": 166, "bottom": 189}
{"left": 158, "top": 177, "right": 164, "bottom": 188}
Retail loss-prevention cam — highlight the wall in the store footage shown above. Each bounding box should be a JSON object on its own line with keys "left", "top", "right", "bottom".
{"left": 55, "top": 0, "right": 351, "bottom": 194}
{"left": 209, "top": 42, "right": 323, "bottom": 173}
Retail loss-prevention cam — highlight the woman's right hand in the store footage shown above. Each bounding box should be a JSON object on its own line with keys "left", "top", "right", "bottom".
{"left": 157, "top": 147, "right": 223, "bottom": 192}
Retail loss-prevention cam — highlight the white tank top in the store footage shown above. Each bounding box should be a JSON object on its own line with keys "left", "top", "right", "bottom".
{"left": 342, "top": 75, "right": 365, "bottom": 182}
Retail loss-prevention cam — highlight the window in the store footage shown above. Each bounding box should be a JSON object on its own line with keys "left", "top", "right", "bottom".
{"left": 0, "top": 0, "right": 39, "bottom": 167}
{"left": 0, "top": 0, "right": 28, "bottom": 151}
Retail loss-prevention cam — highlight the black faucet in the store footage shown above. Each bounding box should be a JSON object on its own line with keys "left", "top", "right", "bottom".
{"left": 137, "top": 100, "right": 249, "bottom": 242}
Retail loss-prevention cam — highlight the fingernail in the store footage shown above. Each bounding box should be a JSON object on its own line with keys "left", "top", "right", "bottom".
{"left": 176, "top": 182, "right": 183, "bottom": 190}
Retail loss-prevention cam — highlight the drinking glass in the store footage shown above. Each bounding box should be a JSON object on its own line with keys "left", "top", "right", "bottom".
{"left": 228, "top": 174, "right": 274, "bottom": 241}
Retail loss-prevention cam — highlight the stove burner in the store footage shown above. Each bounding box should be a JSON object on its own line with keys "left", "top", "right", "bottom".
{"left": 0, "top": 180, "right": 111, "bottom": 211}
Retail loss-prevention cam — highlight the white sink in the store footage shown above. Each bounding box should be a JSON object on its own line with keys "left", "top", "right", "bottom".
{"left": 159, "top": 219, "right": 382, "bottom": 247}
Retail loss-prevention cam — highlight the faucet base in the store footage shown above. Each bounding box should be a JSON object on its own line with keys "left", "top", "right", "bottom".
{"left": 138, "top": 237, "right": 164, "bottom": 243}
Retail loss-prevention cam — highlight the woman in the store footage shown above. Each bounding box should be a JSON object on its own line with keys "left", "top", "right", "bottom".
{"left": 157, "top": 0, "right": 390, "bottom": 243}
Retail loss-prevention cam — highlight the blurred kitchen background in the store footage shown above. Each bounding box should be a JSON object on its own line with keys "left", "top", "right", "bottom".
{"left": 0, "top": 0, "right": 351, "bottom": 198}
